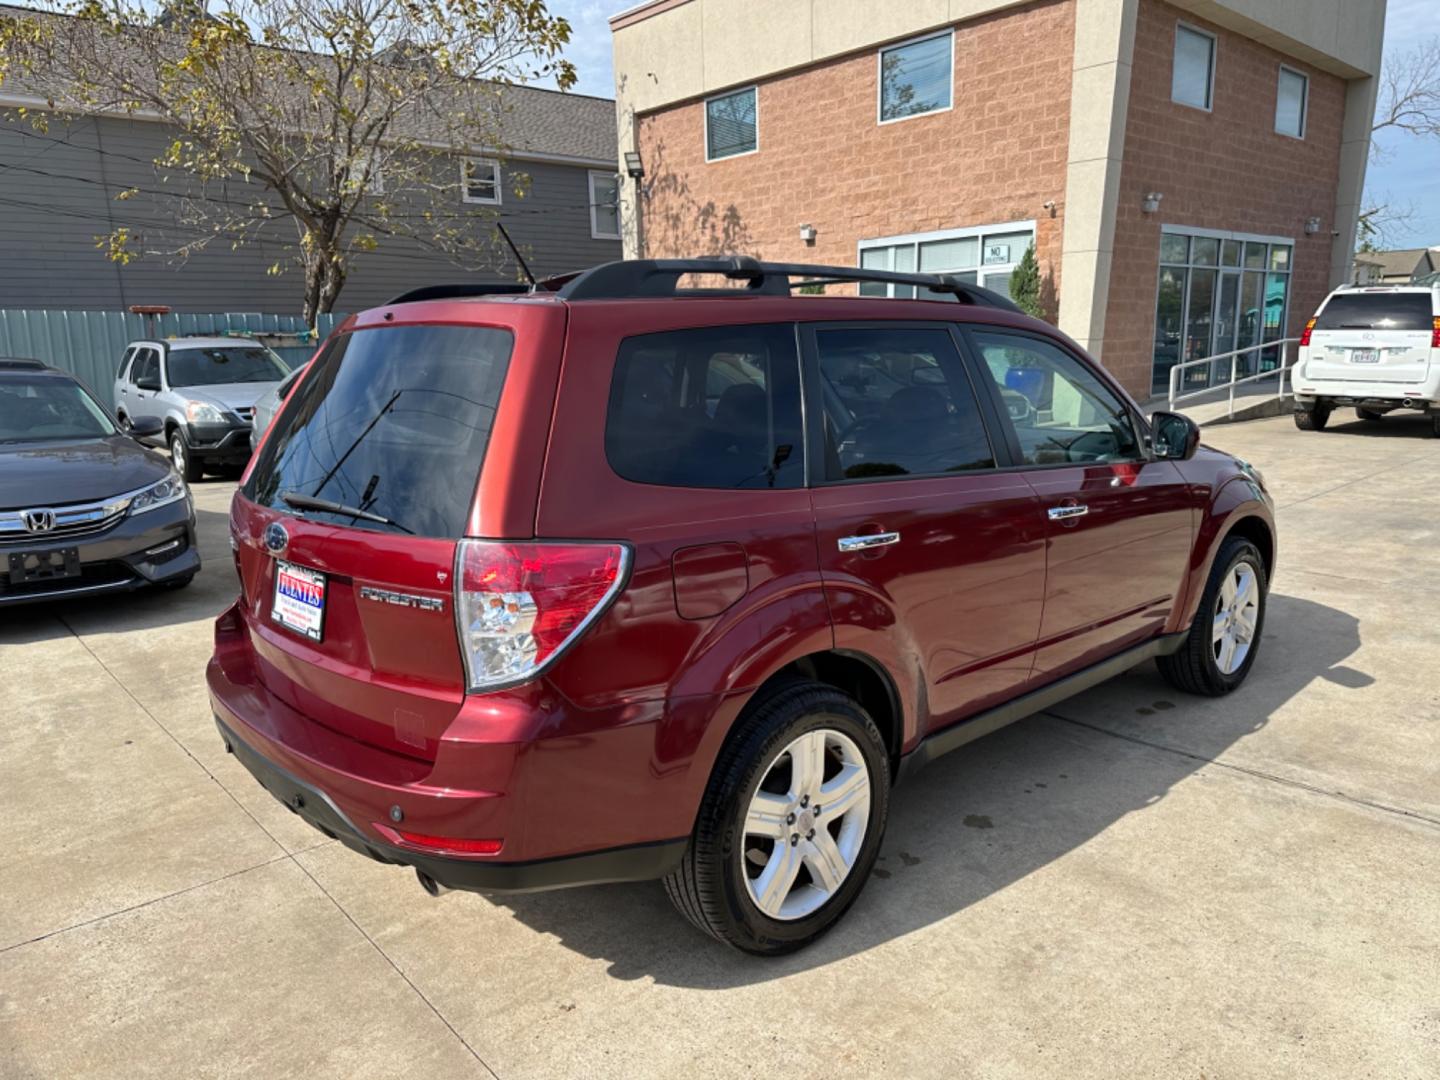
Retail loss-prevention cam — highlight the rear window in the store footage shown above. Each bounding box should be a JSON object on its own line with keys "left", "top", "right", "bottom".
{"left": 1315, "top": 293, "right": 1433, "bottom": 331}
{"left": 605, "top": 324, "right": 804, "bottom": 489}
{"left": 243, "top": 325, "right": 513, "bottom": 538}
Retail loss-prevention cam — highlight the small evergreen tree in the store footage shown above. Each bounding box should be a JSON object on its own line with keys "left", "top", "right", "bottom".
{"left": 1009, "top": 243, "right": 1043, "bottom": 318}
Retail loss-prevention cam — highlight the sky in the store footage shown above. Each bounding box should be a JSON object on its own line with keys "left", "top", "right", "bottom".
{"left": 548, "top": 0, "right": 1440, "bottom": 251}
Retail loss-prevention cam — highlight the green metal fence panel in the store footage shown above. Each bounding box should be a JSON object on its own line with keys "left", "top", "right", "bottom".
{"left": 0, "top": 310, "right": 346, "bottom": 395}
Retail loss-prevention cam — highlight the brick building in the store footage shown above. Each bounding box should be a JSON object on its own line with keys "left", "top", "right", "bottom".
{"left": 608, "top": 0, "right": 1385, "bottom": 399}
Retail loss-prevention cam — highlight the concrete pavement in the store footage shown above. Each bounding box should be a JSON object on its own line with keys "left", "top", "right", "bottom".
{"left": 2, "top": 411, "right": 1437, "bottom": 1079}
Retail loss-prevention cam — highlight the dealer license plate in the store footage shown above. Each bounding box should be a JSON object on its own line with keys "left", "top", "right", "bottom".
{"left": 271, "top": 560, "right": 326, "bottom": 642}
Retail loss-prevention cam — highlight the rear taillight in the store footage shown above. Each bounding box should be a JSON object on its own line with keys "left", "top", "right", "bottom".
{"left": 1299, "top": 317, "right": 1317, "bottom": 348}
{"left": 1431, "top": 317, "right": 1440, "bottom": 349}
{"left": 454, "top": 540, "right": 629, "bottom": 692}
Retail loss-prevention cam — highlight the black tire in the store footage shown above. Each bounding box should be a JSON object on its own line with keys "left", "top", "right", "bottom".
{"left": 1293, "top": 406, "right": 1329, "bottom": 431}
{"left": 1356, "top": 407, "right": 1384, "bottom": 422}
{"left": 1157, "top": 536, "right": 1268, "bottom": 697}
{"left": 664, "top": 681, "right": 891, "bottom": 955}
{"left": 1431, "top": 414, "right": 1440, "bottom": 439}
{"left": 169, "top": 429, "right": 204, "bottom": 483}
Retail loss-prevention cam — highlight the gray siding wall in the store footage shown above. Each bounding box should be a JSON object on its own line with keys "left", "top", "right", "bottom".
{"left": 0, "top": 113, "right": 621, "bottom": 314}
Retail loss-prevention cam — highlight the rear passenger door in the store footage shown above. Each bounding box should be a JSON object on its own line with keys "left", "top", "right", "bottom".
{"left": 802, "top": 323, "right": 1047, "bottom": 732}
{"left": 964, "top": 328, "right": 1195, "bottom": 679}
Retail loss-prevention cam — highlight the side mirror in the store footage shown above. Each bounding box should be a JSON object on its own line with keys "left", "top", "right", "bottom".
{"left": 136, "top": 377, "right": 162, "bottom": 392}
{"left": 1150, "top": 411, "right": 1200, "bottom": 461}
{"left": 128, "top": 415, "right": 164, "bottom": 439}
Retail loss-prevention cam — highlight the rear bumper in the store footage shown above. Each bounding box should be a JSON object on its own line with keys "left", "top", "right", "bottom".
{"left": 0, "top": 497, "right": 198, "bottom": 605}
{"left": 1293, "top": 370, "right": 1439, "bottom": 408}
{"left": 216, "top": 714, "right": 685, "bottom": 893}
{"left": 207, "top": 601, "right": 698, "bottom": 893}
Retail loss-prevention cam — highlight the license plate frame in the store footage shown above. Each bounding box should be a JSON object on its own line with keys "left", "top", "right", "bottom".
{"left": 271, "top": 559, "right": 327, "bottom": 642}
{"left": 1350, "top": 348, "right": 1379, "bottom": 364}
{"left": 7, "top": 547, "right": 81, "bottom": 584}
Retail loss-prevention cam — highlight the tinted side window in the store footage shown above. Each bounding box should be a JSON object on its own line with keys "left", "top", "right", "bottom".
{"left": 118, "top": 347, "right": 137, "bottom": 379}
{"left": 816, "top": 327, "right": 994, "bottom": 481}
{"left": 971, "top": 331, "right": 1141, "bottom": 465}
{"left": 133, "top": 351, "right": 159, "bottom": 387}
{"left": 605, "top": 324, "right": 803, "bottom": 490}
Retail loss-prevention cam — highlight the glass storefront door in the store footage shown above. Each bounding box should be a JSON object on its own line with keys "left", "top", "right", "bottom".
{"left": 1151, "top": 229, "right": 1293, "bottom": 396}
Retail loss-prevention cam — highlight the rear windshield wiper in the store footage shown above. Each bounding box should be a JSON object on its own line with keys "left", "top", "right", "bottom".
{"left": 280, "top": 491, "right": 413, "bottom": 534}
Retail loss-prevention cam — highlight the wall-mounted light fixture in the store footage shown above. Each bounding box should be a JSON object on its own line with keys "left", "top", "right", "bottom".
{"left": 1041, "top": 200, "right": 1057, "bottom": 217}
{"left": 623, "top": 150, "right": 645, "bottom": 180}
{"left": 1304, "top": 216, "right": 1321, "bottom": 235}
{"left": 1142, "top": 192, "right": 1163, "bottom": 214}
{"left": 799, "top": 223, "right": 817, "bottom": 245}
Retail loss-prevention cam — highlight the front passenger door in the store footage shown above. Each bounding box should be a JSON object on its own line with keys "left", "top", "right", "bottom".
{"left": 966, "top": 329, "right": 1195, "bottom": 680}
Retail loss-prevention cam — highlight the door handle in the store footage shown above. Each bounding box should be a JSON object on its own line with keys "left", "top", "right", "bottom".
{"left": 838, "top": 531, "right": 901, "bottom": 553}
{"left": 1047, "top": 505, "right": 1089, "bottom": 521}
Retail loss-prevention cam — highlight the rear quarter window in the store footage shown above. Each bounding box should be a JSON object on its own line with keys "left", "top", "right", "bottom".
{"left": 1315, "top": 293, "right": 1433, "bottom": 331}
{"left": 604, "top": 324, "right": 804, "bottom": 489}
{"left": 243, "top": 325, "right": 512, "bottom": 538}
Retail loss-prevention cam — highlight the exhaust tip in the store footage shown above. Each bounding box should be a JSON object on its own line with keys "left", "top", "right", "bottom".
{"left": 416, "top": 869, "right": 450, "bottom": 898}
{"left": 1402, "top": 398, "right": 1414, "bottom": 409}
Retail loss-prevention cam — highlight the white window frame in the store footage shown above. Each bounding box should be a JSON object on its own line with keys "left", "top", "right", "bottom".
{"left": 588, "top": 169, "right": 621, "bottom": 240}
{"left": 1171, "top": 21, "right": 1217, "bottom": 113}
{"left": 856, "top": 219, "right": 1036, "bottom": 297}
{"left": 703, "top": 85, "right": 759, "bottom": 163}
{"left": 877, "top": 29, "right": 955, "bottom": 126}
{"left": 461, "top": 157, "right": 502, "bottom": 205}
{"left": 342, "top": 150, "right": 384, "bottom": 195}
{"left": 1275, "top": 64, "right": 1309, "bottom": 140}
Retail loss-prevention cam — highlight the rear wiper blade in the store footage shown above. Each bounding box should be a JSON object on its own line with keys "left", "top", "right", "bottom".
{"left": 280, "top": 491, "right": 413, "bottom": 534}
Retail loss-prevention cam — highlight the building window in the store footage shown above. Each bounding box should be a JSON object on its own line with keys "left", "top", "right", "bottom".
{"left": 1171, "top": 23, "right": 1216, "bottom": 111}
{"left": 1151, "top": 228, "right": 1294, "bottom": 396}
{"left": 705, "top": 87, "right": 758, "bottom": 161}
{"left": 345, "top": 150, "right": 383, "bottom": 195}
{"left": 589, "top": 170, "right": 620, "bottom": 240}
{"left": 878, "top": 31, "right": 953, "bottom": 123}
{"left": 857, "top": 222, "right": 1034, "bottom": 299}
{"left": 462, "top": 158, "right": 501, "bottom": 204}
{"left": 1275, "top": 66, "right": 1308, "bottom": 138}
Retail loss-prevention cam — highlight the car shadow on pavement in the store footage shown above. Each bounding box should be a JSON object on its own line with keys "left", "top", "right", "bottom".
{"left": 1309, "top": 413, "right": 1436, "bottom": 439}
{"left": 0, "top": 507, "right": 236, "bottom": 642}
{"left": 495, "top": 591, "right": 1367, "bottom": 986}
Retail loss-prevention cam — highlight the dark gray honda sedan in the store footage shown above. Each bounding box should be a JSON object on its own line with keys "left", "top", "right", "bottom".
{"left": 0, "top": 358, "right": 199, "bottom": 606}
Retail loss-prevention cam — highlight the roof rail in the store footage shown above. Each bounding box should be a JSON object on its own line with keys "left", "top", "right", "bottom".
{"left": 545, "top": 257, "right": 1024, "bottom": 312}
{"left": 385, "top": 282, "right": 533, "bottom": 305}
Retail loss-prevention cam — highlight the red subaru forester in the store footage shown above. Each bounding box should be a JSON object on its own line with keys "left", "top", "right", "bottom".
{"left": 210, "top": 258, "right": 1275, "bottom": 954}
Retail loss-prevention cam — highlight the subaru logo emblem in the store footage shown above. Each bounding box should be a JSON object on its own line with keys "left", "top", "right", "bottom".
{"left": 21, "top": 508, "right": 56, "bottom": 533}
{"left": 263, "top": 521, "right": 289, "bottom": 554}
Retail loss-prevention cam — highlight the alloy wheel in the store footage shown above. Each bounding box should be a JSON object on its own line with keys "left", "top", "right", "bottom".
{"left": 741, "top": 728, "right": 871, "bottom": 921}
{"left": 171, "top": 436, "right": 186, "bottom": 472}
{"left": 1213, "top": 561, "right": 1260, "bottom": 675}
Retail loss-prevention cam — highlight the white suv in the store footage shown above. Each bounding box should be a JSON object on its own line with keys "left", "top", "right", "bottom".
{"left": 1292, "top": 284, "right": 1440, "bottom": 436}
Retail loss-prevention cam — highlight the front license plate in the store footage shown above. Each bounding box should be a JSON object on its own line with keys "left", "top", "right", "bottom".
{"left": 7, "top": 547, "right": 80, "bottom": 584}
{"left": 1351, "top": 348, "right": 1379, "bottom": 364}
{"left": 271, "top": 560, "right": 326, "bottom": 642}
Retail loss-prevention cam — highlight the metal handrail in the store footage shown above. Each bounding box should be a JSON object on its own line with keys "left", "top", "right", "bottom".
{"left": 1167, "top": 337, "right": 1299, "bottom": 416}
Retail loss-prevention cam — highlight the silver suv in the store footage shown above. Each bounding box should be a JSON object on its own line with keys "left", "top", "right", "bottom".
{"left": 113, "top": 337, "right": 291, "bottom": 480}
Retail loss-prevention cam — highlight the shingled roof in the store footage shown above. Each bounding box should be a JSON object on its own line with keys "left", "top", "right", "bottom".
{"left": 0, "top": 3, "right": 618, "bottom": 165}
